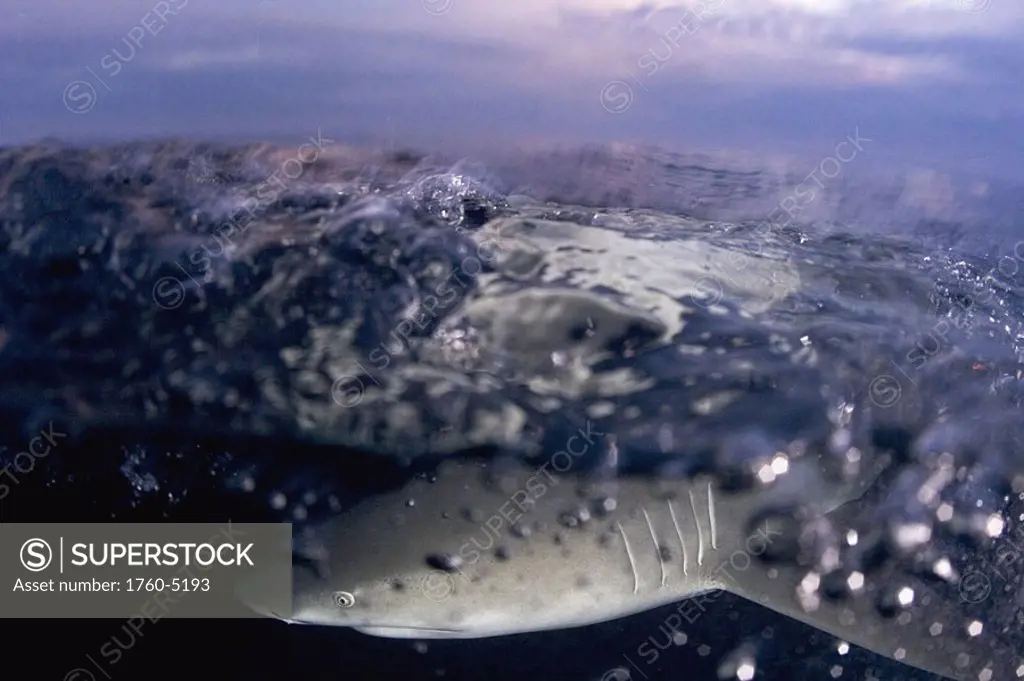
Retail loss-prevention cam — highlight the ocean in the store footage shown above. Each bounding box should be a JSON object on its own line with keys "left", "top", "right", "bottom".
{"left": 1, "top": 138, "right": 1022, "bottom": 681}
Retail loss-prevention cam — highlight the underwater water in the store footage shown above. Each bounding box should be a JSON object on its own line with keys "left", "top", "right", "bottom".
{"left": 1, "top": 139, "right": 1023, "bottom": 680}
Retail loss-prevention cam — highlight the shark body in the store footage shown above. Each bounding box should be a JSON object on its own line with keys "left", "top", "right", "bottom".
{"left": 241, "top": 452, "right": 1021, "bottom": 681}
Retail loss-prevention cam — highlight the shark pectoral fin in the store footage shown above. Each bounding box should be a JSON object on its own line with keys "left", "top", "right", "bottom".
{"left": 726, "top": 558, "right": 1021, "bottom": 681}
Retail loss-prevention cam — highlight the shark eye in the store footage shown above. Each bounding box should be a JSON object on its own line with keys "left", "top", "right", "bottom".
{"left": 332, "top": 591, "right": 356, "bottom": 608}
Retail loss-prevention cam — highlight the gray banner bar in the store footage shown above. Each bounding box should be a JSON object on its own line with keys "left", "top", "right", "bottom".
{"left": 0, "top": 523, "right": 292, "bottom": 618}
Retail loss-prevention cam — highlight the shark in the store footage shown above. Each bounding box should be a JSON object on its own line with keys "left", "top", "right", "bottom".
{"left": 239, "top": 449, "right": 1022, "bottom": 681}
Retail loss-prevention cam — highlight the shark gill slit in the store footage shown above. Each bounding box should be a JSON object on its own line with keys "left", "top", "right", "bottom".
{"left": 688, "top": 489, "right": 704, "bottom": 566}
{"left": 707, "top": 482, "right": 718, "bottom": 550}
{"left": 667, "top": 499, "right": 689, "bottom": 577}
{"left": 641, "top": 506, "right": 667, "bottom": 588}
{"left": 615, "top": 521, "right": 640, "bottom": 595}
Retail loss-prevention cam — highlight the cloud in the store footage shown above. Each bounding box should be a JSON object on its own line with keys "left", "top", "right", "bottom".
{"left": 1, "top": 0, "right": 1021, "bottom": 182}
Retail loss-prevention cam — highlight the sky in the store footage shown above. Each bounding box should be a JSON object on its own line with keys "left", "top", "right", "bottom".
{"left": 1, "top": 0, "right": 1022, "bottom": 180}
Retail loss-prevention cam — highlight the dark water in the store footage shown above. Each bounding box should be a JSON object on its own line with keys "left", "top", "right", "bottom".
{"left": 1, "top": 139, "right": 1023, "bottom": 681}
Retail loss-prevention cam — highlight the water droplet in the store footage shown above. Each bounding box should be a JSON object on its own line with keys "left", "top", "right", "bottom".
{"left": 876, "top": 584, "right": 913, "bottom": 617}
{"left": 892, "top": 522, "right": 932, "bottom": 550}
{"left": 932, "top": 556, "right": 957, "bottom": 582}
{"left": 511, "top": 523, "right": 532, "bottom": 539}
{"left": 797, "top": 571, "right": 821, "bottom": 611}
{"left": 717, "top": 644, "right": 758, "bottom": 681}
{"left": 270, "top": 492, "right": 287, "bottom": 510}
{"left": 120, "top": 449, "right": 160, "bottom": 493}
{"left": 846, "top": 571, "right": 865, "bottom": 593}
{"left": 414, "top": 642, "right": 428, "bottom": 654}
{"left": 558, "top": 512, "right": 580, "bottom": 528}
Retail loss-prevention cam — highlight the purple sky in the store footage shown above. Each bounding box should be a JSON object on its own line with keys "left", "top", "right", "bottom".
{"left": 2, "top": 0, "right": 1022, "bottom": 180}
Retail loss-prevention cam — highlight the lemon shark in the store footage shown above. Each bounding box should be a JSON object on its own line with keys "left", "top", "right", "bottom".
{"left": 240, "top": 450, "right": 1021, "bottom": 681}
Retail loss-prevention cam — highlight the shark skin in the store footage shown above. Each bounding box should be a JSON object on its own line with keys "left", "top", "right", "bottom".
{"left": 240, "top": 454, "right": 1021, "bottom": 681}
